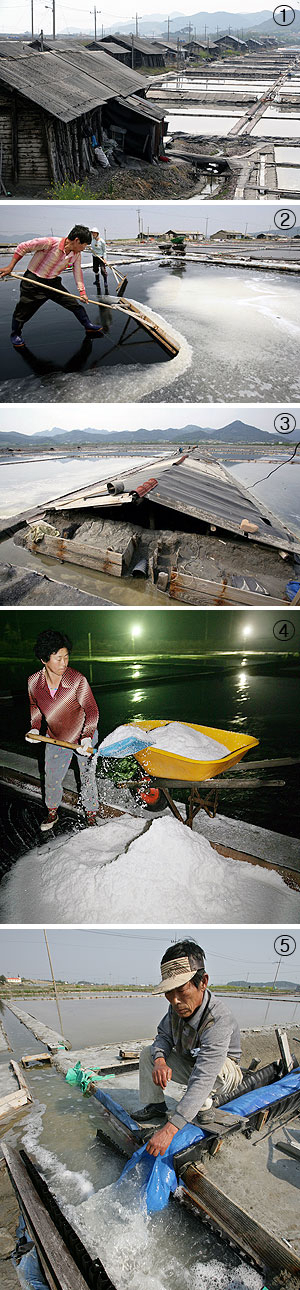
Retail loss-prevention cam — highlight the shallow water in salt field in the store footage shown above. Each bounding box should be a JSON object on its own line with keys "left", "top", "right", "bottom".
{"left": 167, "top": 111, "right": 241, "bottom": 134}
{"left": 1, "top": 261, "right": 299, "bottom": 404}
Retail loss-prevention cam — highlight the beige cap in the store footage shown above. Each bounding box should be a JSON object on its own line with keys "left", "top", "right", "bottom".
{"left": 152, "top": 955, "right": 196, "bottom": 995}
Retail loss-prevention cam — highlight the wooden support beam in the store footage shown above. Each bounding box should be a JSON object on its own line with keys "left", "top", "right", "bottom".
{"left": 0, "top": 1089, "right": 28, "bottom": 1118}
{"left": 27, "top": 533, "right": 134, "bottom": 577}
{"left": 1, "top": 1142, "right": 90, "bottom": 1290}
{"left": 169, "top": 569, "right": 285, "bottom": 607}
{"left": 181, "top": 1165, "right": 300, "bottom": 1276}
{"left": 10, "top": 1059, "right": 33, "bottom": 1101}
{"left": 22, "top": 1053, "right": 52, "bottom": 1067}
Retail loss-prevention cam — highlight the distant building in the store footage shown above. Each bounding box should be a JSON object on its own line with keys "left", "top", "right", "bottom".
{"left": 6, "top": 975, "right": 21, "bottom": 984}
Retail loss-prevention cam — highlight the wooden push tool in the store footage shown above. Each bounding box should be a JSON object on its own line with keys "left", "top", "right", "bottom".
{"left": 10, "top": 273, "right": 178, "bottom": 357}
{"left": 107, "top": 262, "right": 128, "bottom": 297}
{"left": 25, "top": 732, "right": 94, "bottom": 755}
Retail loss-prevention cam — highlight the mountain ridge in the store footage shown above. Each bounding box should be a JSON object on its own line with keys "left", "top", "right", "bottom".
{"left": 1, "top": 419, "right": 296, "bottom": 447}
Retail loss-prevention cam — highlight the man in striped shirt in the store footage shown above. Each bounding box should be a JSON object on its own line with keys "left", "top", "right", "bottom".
{"left": 0, "top": 226, "right": 104, "bottom": 348}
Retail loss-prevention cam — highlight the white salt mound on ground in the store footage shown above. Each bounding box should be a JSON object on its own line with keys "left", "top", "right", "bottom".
{"left": 2, "top": 815, "right": 299, "bottom": 925}
{"left": 148, "top": 722, "right": 229, "bottom": 761}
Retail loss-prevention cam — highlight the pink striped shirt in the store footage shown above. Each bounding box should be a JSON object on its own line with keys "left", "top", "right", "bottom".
{"left": 15, "top": 237, "right": 85, "bottom": 294}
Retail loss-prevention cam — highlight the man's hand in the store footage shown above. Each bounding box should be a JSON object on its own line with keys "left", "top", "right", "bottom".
{"left": 146, "top": 1122, "right": 178, "bottom": 1158}
{"left": 0, "top": 266, "right": 13, "bottom": 279}
{"left": 80, "top": 292, "right": 88, "bottom": 302}
{"left": 152, "top": 1058, "right": 172, "bottom": 1089}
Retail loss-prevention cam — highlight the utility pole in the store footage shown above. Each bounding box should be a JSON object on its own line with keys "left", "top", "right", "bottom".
{"left": 31, "top": 0, "right": 34, "bottom": 39}
{"left": 45, "top": 0, "right": 55, "bottom": 40}
{"left": 90, "top": 6, "right": 101, "bottom": 41}
{"left": 43, "top": 930, "right": 64, "bottom": 1039}
{"left": 137, "top": 207, "right": 141, "bottom": 238}
{"left": 135, "top": 11, "right": 138, "bottom": 35}
{"left": 131, "top": 31, "right": 134, "bottom": 68}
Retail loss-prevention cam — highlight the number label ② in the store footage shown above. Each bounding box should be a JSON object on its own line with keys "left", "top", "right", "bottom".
{"left": 274, "top": 208, "right": 296, "bottom": 229}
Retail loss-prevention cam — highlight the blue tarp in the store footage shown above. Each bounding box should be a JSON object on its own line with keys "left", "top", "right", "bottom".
{"left": 223, "top": 1067, "right": 300, "bottom": 1117}
{"left": 94, "top": 1087, "right": 142, "bottom": 1132}
{"left": 97, "top": 733, "right": 149, "bottom": 758}
{"left": 14, "top": 1250, "right": 47, "bottom": 1290}
{"left": 119, "top": 1123, "right": 206, "bottom": 1214}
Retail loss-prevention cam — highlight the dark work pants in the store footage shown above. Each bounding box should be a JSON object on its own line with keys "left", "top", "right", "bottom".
{"left": 92, "top": 255, "right": 108, "bottom": 287}
{"left": 12, "top": 270, "right": 91, "bottom": 332}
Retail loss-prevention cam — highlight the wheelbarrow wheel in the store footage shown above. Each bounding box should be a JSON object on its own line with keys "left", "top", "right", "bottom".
{"left": 131, "top": 785, "right": 168, "bottom": 813}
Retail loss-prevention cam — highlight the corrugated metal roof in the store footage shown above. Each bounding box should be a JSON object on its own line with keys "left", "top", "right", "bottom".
{"left": 0, "top": 45, "right": 151, "bottom": 121}
{"left": 109, "top": 33, "right": 165, "bottom": 56}
{"left": 150, "top": 460, "right": 297, "bottom": 550}
{"left": 116, "top": 93, "right": 165, "bottom": 121}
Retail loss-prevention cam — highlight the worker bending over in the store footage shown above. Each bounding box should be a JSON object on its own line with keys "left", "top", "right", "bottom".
{"left": 0, "top": 226, "right": 104, "bottom": 348}
{"left": 135, "top": 939, "right": 243, "bottom": 1157}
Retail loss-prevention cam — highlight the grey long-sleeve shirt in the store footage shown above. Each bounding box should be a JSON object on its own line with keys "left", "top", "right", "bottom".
{"left": 151, "top": 990, "right": 241, "bottom": 1130}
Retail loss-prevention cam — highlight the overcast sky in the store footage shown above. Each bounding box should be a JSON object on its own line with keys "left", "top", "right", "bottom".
{"left": 1, "top": 3, "right": 277, "bottom": 37}
{"left": 1, "top": 403, "right": 298, "bottom": 436}
{"left": 1, "top": 927, "right": 299, "bottom": 985}
{"left": 1, "top": 202, "right": 296, "bottom": 242}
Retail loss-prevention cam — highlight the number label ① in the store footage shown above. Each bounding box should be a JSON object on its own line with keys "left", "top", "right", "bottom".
{"left": 273, "top": 4, "right": 295, "bottom": 23}
{"left": 274, "top": 934, "right": 296, "bottom": 956}
{"left": 274, "top": 413, "right": 296, "bottom": 436}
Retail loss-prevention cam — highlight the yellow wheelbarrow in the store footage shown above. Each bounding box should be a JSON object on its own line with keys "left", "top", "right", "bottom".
{"left": 129, "top": 720, "right": 260, "bottom": 827}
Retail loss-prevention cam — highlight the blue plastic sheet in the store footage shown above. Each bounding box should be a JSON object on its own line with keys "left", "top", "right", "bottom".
{"left": 97, "top": 734, "right": 149, "bottom": 758}
{"left": 13, "top": 1249, "right": 47, "bottom": 1289}
{"left": 94, "top": 1087, "right": 142, "bottom": 1132}
{"left": 286, "top": 580, "right": 300, "bottom": 602}
{"left": 120, "top": 1122, "right": 206, "bottom": 1214}
{"left": 223, "top": 1067, "right": 300, "bottom": 1117}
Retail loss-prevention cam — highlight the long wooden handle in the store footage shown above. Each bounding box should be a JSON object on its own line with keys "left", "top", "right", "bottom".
{"left": 9, "top": 272, "right": 178, "bottom": 357}
{"left": 11, "top": 272, "right": 124, "bottom": 316}
{"left": 26, "top": 732, "right": 93, "bottom": 754}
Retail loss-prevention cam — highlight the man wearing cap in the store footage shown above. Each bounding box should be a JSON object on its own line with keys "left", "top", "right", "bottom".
{"left": 136, "top": 939, "right": 242, "bottom": 1158}
{"left": 90, "top": 228, "right": 109, "bottom": 294}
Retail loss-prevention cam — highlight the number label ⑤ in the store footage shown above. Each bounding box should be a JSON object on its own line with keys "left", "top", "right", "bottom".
{"left": 274, "top": 934, "right": 296, "bottom": 956}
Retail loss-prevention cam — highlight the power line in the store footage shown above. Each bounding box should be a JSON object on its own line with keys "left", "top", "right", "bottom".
{"left": 252, "top": 441, "right": 300, "bottom": 487}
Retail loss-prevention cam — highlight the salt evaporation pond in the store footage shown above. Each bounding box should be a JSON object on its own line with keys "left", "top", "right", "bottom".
{"left": 276, "top": 165, "right": 300, "bottom": 191}
{"left": 0, "top": 451, "right": 167, "bottom": 518}
{"left": 251, "top": 114, "right": 300, "bottom": 137}
{"left": 161, "top": 77, "right": 272, "bottom": 91}
{"left": 167, "top": 112, "right": 241, "bottom": 136}
{"left": 274, "top": 144, "right": 300, "bottom": 162}
{"left": 1, "top": 262, "right": 299, "bottom": 403}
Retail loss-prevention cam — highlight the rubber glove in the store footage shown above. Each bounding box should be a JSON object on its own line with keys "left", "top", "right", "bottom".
{"left": 77, "top": 736, "right": 94, "bottom": 756}
{"left": 25, "top": 728, "right": 41, "bottom": 743}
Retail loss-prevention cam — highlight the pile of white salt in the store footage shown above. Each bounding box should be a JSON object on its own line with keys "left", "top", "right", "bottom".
{"left": 148, "top": 721, "right": 229, "bottom": 761}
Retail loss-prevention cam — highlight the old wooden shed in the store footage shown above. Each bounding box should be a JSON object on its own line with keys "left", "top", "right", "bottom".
{"left": 0, "top": 40, "right": 165, "bottom": 184}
